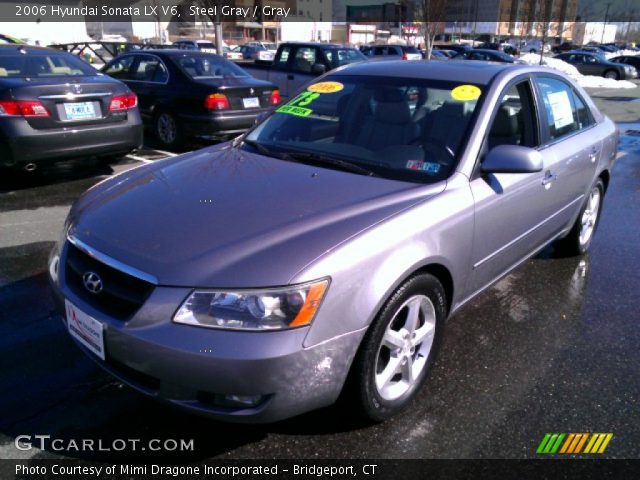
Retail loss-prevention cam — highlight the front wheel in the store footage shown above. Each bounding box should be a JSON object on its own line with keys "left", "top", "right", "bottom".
{"left": 347, "top": 273, "right": 446, "bottom": 422}
{"left": 604, "top": 69, "right": 620, "bottom": 80}
{"left": 555, "top": 178, "right": 604, "bottom": 256}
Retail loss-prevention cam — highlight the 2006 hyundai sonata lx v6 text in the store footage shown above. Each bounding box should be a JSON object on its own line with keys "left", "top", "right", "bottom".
{"left": 48, "top": 61, "right": 618, "bottom": 423}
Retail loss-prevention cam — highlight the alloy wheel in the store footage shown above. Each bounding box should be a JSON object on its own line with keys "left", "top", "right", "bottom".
{"left": 374, "top": 294, "right": 436, "bottom": 401}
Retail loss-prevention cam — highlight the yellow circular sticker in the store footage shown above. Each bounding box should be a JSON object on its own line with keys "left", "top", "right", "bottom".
{"left": 307, "top": 81, "right": 344, "bottom": 94}
{"left": 451, "top": 85, "right": 481, "bottom": 101}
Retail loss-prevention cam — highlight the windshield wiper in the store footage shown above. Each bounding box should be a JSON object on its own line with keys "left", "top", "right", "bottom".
{"left": 284, "top": 151, "right": 379, "bottom": 177}
{"left": 241, "top": 138, "right": 289, "bottom": 160}
{"left": 241, "top": 140, "right": 377, "bottom": 177}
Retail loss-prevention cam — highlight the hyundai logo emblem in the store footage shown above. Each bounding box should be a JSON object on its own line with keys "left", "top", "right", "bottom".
{"left": 250, "top": 88, "right": 254, "bottom": 95}
{"left": 82, "top": 271, "right": 103, "bottom": 294}
{"left": 72, "top": 84, "right": 82, "bottom": 94}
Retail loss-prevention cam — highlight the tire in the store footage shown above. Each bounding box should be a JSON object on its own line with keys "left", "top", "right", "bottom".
{"left": 555, "top": 178, "right": 604, "bottom": 256}
{"left": 153, "top": 110, "right": 184, "bottom": 150}
{"left": 347, "top": 273, "right": 446, "bottom": 422}
{"left": 604, "top": 69, "right": 619, "bottom": 80}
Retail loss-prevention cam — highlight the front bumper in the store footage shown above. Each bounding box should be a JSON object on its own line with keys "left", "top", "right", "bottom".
{"left": 48, "top": 243, "right": 362, "bottom": 424}
{"left": 0, "top": 113, "right": 143, "bottom": 167}
{"left": 179, "top": 108, "right": 270, "bottom": 140}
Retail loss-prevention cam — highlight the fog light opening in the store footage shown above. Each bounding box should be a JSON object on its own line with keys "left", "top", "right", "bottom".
{"left": 197, "top": 391, "right": 266, "bottom": 409}
{"left": 49, "top": 254, "right": 60, "bottom": 283}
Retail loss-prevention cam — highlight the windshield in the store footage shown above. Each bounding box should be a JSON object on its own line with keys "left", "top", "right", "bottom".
{"left": 243, "top": 75, "right": 483, "bottom": 183}
{"left": 263, "top": 43, "right": 277, "bottom": 50}
{"left": 0, "top": 53, "right": 96, "bottom": 77}
{"left": 171, "top": 53, "right": 249, "bottom": 79}
{"left": 323, "top": 49, "right": 367, "bottom": 68}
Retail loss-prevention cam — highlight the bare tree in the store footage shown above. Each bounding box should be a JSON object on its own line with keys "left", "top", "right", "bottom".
{"left": 416, "top": 0, "right": 447, "bottom": 59}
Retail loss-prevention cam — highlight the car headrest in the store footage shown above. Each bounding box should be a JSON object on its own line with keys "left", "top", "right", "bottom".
{"left": 374, "top": 88, "right": 411, "bottom": 124}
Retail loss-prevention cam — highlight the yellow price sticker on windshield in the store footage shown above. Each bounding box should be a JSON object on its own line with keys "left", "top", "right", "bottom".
{"left": 451, "top": 84, "right": 481, "bottom": 101}
{"left": 307, "top": 81, "right": 344, "bottom": 94}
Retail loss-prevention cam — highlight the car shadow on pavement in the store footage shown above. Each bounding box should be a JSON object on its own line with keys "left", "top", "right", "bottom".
{"left": 0, "top": 159, "right": 122, "bottom": 194}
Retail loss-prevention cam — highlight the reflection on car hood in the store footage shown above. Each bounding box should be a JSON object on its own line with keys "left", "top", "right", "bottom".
{"left": 69, "top": 146, "right": 444, "bottom": 287}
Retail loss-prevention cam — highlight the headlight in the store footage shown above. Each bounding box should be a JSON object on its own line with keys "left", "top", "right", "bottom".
{"left": 173, "top": 279, "right": 329, "bottom": 331}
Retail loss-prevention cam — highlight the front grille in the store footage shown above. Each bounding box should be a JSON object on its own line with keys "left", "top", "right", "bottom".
{"left": 65, "top": 242, "right": 154, "bottom": 320}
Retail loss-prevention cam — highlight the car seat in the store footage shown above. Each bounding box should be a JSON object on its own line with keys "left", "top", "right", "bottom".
{"left": 354, "top": 88, "right": 418, "bottom": 150}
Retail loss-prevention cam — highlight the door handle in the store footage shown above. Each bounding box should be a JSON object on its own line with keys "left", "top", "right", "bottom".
{"left": 542, "top": 171, "right": 558, "bottom": 187}
{"left": 287, "top": 74, "right": 294, "bottom": 80}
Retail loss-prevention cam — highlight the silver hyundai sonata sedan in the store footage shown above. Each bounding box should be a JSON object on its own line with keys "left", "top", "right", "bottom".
{"left": 48, "top": 61, "right": 617, "bottom": 423}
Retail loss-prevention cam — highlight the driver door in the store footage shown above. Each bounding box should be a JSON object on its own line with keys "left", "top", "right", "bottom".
{"left": 467, "top": 78, "right": 555, "bottom": 296}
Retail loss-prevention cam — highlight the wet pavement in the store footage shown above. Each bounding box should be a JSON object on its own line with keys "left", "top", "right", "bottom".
{"left": 0, "top": 130, "right": 639, "bottom": 461}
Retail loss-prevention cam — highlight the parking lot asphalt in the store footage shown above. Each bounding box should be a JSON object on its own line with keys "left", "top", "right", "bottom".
{"left": 1, "top": 121, "right": 639, "bottom": 460}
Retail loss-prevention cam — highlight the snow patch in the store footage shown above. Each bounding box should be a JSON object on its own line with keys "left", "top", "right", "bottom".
{"left": 520, "top": 53, "right": 637, "bottom": 89}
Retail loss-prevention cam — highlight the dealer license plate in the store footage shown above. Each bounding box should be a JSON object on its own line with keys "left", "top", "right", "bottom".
{"left": 65, "top": 299, "right": 105, "bottom": 360}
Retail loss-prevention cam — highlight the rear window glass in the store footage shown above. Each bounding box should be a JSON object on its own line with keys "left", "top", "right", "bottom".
{"left": 0, "top": 53, "right": 96, "bottom": 77}
{"left": 172, "top": 53, "right": 248, "bottom": 79}
{"left": 403, "top": 47, "right": 420, "bottom": 53}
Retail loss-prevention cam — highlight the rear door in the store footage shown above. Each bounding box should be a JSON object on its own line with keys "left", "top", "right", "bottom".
{"left": 122, "top": 54, "right": 170, "bottom": 119}
{"left": 286, "top": 46, "right": 322, "bottom": 96}
{"left": 532, "top": 74, "right": 601, "bottom": 230}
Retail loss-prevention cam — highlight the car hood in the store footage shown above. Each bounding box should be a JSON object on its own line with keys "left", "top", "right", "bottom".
{"left": 68, "top": 146, "right": 444, "bottom": 288}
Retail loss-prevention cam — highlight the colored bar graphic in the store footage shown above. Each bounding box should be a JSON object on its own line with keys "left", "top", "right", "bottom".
{"left": 537, "top": 433, "right": 613, "bottom": 454}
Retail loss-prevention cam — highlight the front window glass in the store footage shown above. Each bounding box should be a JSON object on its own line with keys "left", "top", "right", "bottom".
{"left": 243, "top": 76, "right": 483, "bottom": 183}
{"left": 172, "top": 53, "right": 249, "bottom": 79}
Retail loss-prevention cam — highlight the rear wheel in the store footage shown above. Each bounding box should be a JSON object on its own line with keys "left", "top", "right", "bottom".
{"left": 604, "top": 69, "right": 620, "bottom": 80}
{"left": 154, "top": 110, "right": 184, "bottom": 150}
{"left": 347, "top": 273, "right": 446, "bottom": 422}
{"left": 555, "top": 178, "right": 604, "bottom": 256}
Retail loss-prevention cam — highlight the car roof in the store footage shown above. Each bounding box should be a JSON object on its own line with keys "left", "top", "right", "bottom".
{"left": 119, "top": 49, "right": 228, "bottom": 61}
{"left": 332, "top": 60, "right": 519, "bottom": 84}
{"left": 0, "top": 44, "right": 59, "bottom": 54}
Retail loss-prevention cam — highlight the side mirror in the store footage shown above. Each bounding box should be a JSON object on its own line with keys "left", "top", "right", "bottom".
{"left": 311, "top": 63, "right": 327, "bottom": 75}
{"left": 482, "top": 144, "right": 543, "bottom": 174}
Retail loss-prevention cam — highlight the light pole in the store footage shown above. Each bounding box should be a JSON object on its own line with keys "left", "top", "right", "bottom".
{"left": 601, "top": 2, "right": 611, "bottom": 44}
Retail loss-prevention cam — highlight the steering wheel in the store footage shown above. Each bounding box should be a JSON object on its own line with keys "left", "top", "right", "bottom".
{"left": 408, "top": 138, "right": 455, "bottom": 164}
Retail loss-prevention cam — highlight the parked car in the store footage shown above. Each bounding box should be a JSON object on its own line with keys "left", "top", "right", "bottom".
{"left": 0, "top": 45, "right": 142, "bottom": 171}
{"left": 609, "top": 55, "right": 640, "bottom": 75}
{"left": 452, "top": 49, "right": 521, "bottom": 63}
{"left": 555, "top": 52, "right": 638, "bottom": 80}
{"left": 552, "top": 42, "right": 579, "bottom": 54}
{"left": 427, "top": 49, "right": 450, "bottom": 60}
{"left": 433, "top": 44, "right": 471, "bottom": 55}
{"left": 0, "top": 33, "right": 24, "bottom": 44}
{"left": 101, "top": 50, "right": 280, "bottom": 149}
{"left": 242, "top": 42, "right": 366, "bottom": 101}
{"left": 173, "top": 39, "right": 219, "bottom": 54}
{"left": 238, "top": 44, "right": 275, "bottom": 61}
{"left": 478, "top": 42, "right": 519, "bottom": 56}
{"left": 362, "top": 44, "right": 422, "bottom": 61}
{"left": 521, "top": 40, "right": 550, "bottom": 54}
{"left": 49, "top": 60, "right": 617, "bottom": 423}
{"left": 223, "top": 45, "right": 243, "bottom": 61}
